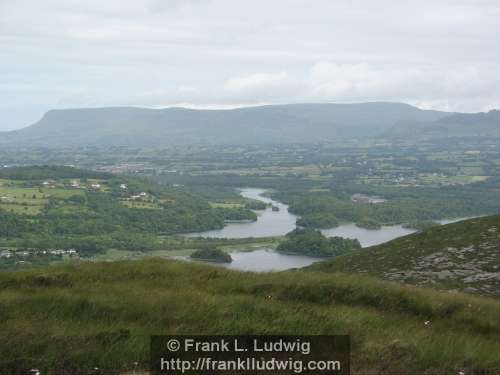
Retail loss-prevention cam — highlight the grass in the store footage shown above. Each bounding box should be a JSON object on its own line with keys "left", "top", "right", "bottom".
{"left": 0, "top": 186, "right": 83, "bottom": 199}
{"left": 0, "top": 181, "right": 85, "bottom": 216}
{"left": 121, "top": 200, "right": 162, "bottom": 210}
{"left": 0, "top": 258, "right": 499, "bottom": 374}
{"left": 90, "top": 239, "right": 280, "bottom": 260}
{"left": 209, "top": 201, "right": 243, "bottom": 208}
{"left": 0, "top": 203, "right": 44, "bottom": 215}
{"left": 312, "top": 214, "right": 500, "bottom": 297}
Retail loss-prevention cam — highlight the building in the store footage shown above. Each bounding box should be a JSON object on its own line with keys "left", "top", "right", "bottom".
{"left": 0, "top": 250, "right": 12, "bottom": 258}
{"left": 351, "top": 193, "right": 386, "bottom": 204}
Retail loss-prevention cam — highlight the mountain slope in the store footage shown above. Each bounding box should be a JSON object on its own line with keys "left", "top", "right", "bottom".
{"left": 1, "top": 258, "right": 499, "bottom": 374}
{"left": 311, "top": 215, "right": 500, "bottom": 297}
{"left": 386, "top": 109, "right": 500, "bottom": 139}
{"left": 1, "top": 102, "right": 450, "bottom": 146}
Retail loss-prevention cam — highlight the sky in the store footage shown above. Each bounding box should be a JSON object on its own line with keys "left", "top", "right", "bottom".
{"left": 1, "top": 0, "right": 499, "bottom": 130}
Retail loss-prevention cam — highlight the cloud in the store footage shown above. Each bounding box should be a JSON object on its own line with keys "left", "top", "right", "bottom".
{"left": 305, "top": 62, "right": 500, "bottom": 111}
{"left": 147, "top": 0, "right": 211, "bottom": 13}
{"left": 223, "top": 72, "right": 303, "bottom": 102}
{"left": 1, "top": 0, "right": 499, "bottom": 129}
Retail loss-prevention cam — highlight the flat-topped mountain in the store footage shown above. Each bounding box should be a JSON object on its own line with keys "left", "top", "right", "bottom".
{"left": 1, "top": 102, "right": 451, "bottom": 146}
{"left": 386, "top": 109, "right": 500, "bottom": 138}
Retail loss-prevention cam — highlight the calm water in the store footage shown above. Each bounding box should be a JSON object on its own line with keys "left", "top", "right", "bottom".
{"left": 182, "top": 188, "right": 470, "bottom": 271}
{"left": 179, "top": 248, "right": 320, "bottom": 272}
{"left": 186, "top": 187, "right": 420, "bottom": 247}
{"left": 185, "top": 188, "right": 297, "bottom": 238}
{"left": 320, "top": 224, "right": 416, "bottom": 247}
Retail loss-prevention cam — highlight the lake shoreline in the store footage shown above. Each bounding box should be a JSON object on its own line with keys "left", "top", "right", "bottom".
{"left": 179, "top": 187, "right": 475, "bottom": 271}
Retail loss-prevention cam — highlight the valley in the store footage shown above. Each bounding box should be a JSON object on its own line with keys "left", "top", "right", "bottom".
{"left": 1, "top": 104, "right": 500, "bottom": 374}
{"left": 3, "top": 0, "right": 499, "bottom": 373}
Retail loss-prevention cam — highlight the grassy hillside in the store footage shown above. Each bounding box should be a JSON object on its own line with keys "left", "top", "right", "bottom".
{"left": 1, "top": 258, "right": 499, "bottom": 374}
{"left": 312, "top": 215, "right": 500, "bottom": 297}
{"left": 386, "top": 109, "right": 500, "bottom": 139}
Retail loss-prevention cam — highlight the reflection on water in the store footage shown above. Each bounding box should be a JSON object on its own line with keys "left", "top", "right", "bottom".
{"left": 178, "top": 248, "right": 321, "bottom": 272}
{"left": 321, "top": 224, "right": 416, "bottom": 248}
{"left": 184, "top": 187, "right": 471, "bottom": 250}
{"left": 185, "top": 188, "right": 297, "bottom": 238}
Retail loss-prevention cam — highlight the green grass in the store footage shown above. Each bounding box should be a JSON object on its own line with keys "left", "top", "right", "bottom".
{"left": 0, "top": 203, "right": 44, "bottom": 214}
{"left": 209, "top": 201, "right": 244, "bottom": 208}
{"left": 91, "top": 239, "right": 280, "bottom": 259}
{"left": 312, "top": 215, "right": 500, "bottom": 297}
{"left": 0, "top": 259, "right": 499, "bottom": 374}
{"left": 121, "top": 200, "right": 162, "bottom": 210}
{"left": 0, "top": 186, "right": 82, "bottom": 198}
{"left": 0, "top": 183, "right": 85, "bottom": 217}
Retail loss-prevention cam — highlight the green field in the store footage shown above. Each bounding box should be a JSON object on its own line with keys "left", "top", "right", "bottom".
{"left": 121, "top": 200, "right": 162, "bottom": 210}
{"left": 0, "top": 184, "right": 85, "bottom": 215}
{"left": 208, "top": 201, "right": 243, "bottom": 208}
{"left": 1, "top": 259, "right": 499, "bottom": 374}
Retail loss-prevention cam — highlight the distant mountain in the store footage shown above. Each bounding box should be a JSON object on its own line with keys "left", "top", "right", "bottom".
{"left": 0, "top": 102, "right": 451, "bottom": 146}
{"left": 385, "top": 109, "right": 500, "bottom": 139}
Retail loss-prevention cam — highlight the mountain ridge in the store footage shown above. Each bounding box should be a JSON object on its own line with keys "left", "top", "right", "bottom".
{"left": 0, "top": 102, "right": 449, "bottom": 146}
{"left": 1, "top": 102, "right": 498, "bottom": 146}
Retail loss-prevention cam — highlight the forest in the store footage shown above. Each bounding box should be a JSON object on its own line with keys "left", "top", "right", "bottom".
{"left": 0, "top": 166, "right": 258, "bottom": 257}
{"left": 277, "top": 228, "right": 361, "bottom": 257}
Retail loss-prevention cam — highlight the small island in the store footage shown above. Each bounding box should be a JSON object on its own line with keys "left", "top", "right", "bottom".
{"left": 355, "top": 218, "right": 382, "bottom": 230}
{"left": 296, "top": 212, "right": 339, "bottom": 229}
{"left": 190, "top": 246, "right": 233, "bottom": 263}
{"left": 244, "top": 200, "right": 268, "bottom": 210}
{"left": 277, "top": 228, "right": 361, "bottom": 257}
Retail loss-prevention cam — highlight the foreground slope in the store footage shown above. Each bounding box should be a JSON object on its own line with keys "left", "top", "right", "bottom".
{"left": 312, "top": 215, "right": 500, "bottom": 297}
{"left": 0, "top": 259, "right": 499, "bottom": 374}
{"left": 1, "top": 102, "right": 448, "bottom": 146}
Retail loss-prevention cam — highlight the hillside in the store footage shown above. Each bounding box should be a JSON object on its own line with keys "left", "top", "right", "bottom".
{"left": 0, "top": 166, "right": 261, "bottom": 266}
{"left": 1, "top": 102, "right": 449, "bottom": 146}
{"left": 1, "top": 258, "right": 500, "bottom": 374}
{"left": 385, "top": 109, "right": 500, "bottom": 139}
{"left": 312, "top": 215, "right": 500, "bottom": 297}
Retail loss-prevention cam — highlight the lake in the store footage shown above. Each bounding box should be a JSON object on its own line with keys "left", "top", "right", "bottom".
{"left": 186, "top": 187, "right": 420, "bottom": 246}
{"left": 320, "top": 224, "right": 416, "bottom": 247}
{"left": 182, "top": 188, "right": 470, "bottom": 272}
{"left": 184, "top": 188, "right": 297, "bottom": 238}
{"left": 179, "top": 248, "right": 321, "bottom": 272}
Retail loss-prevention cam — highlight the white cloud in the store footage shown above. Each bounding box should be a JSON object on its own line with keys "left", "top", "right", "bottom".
{"left": 1, "top": 0, "right": 499, "bottom": 129}
{"left": 305, "top": 62, "right": 500, "bottom": 111}
{"left": 224, "top": 72, "right": 289, "bottom": 91}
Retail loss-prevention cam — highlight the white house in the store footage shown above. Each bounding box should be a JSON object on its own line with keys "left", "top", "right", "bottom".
{"left": 0, "top": 250, "right": 12, "bottom": 258}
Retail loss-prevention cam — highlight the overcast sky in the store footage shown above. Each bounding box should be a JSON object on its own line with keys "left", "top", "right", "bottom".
{"left": 1, "top": 0, "right": 499, "bottom": 130}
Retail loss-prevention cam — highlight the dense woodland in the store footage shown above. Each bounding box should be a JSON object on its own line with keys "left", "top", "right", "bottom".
{"left": 190, "top": 245, "right": 232, "bottom": 263}
{"left": 277, "top": 228, "right": 361, "bottom": 257}
{"left": 275, "top": 178, "right": 500, "bottom": 229}
{"left": 0, "top": 166, "right": 258, "bottom": 256}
